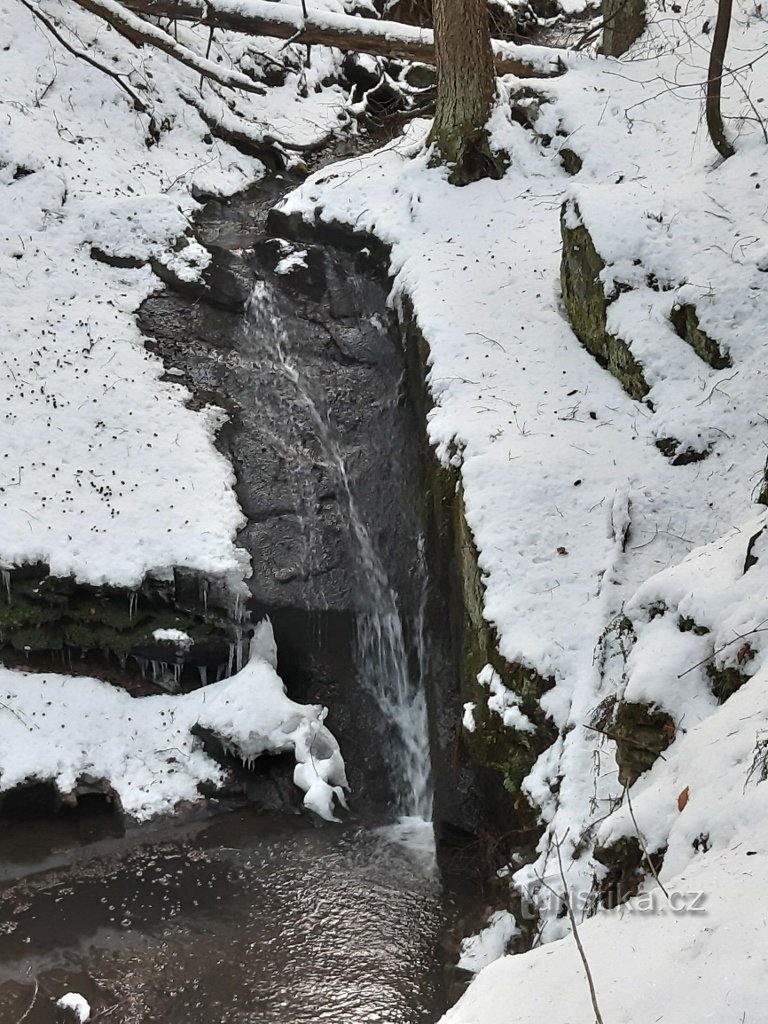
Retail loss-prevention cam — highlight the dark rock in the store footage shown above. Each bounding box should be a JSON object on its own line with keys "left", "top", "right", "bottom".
{"left": 655, "top": 436, "right": 711, "bottom": 465}
{"left": 559, "top": 147, "right": 583, "bottom": 175}
{"left": 612, "top": 700, "right": 675, "bottom": 786}
{"left": 594, "top": 834, "right": 665, "bottom": 907}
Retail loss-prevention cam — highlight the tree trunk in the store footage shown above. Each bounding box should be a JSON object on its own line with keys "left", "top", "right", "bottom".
{"left": 427, "top": 0, "right": 506, "bottom": 184}
{"left": 706, "top": 0, "right": 735, "bottom": 159}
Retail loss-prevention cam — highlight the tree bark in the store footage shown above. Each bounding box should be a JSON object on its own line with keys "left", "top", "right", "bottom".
{"left": 706, "top": 0, "right": 735, "bottom": 158}
{"left": 427, "top": 0, "right": 505, "bottom": 184}
{"left": 116, "top": 0, "right": 561, "bottom": 78}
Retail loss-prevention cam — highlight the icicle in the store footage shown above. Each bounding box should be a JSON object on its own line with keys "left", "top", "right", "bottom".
{"left": 1, "top": 569, "right": 11, "bottom": 605}
{"left": 128, "top": 591, "right": 138, "bottom": 622}
{"left": 197, "top": 665, "right": 208, "bottom": 687}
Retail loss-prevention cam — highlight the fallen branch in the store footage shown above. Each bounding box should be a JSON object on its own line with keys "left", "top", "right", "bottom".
{"left": 181, "top": 89, "right": 335, "bottom": 163}
{"left": 74, "top": 0, "right": 267, "bottom": 93}
{"left": 554, "top": 835, "right": 606, "bottom": 1024}
{"left": 20, "top": 0, "right": 149, "bottom": 111}
{"left": 677, "top": 617, "right": 768, "bottom": 678}
{"left": 117, "top": 0, "right": 564, "bottom": 78}
{"left": 625, "top": 784, "right": 669, "bottom": 900}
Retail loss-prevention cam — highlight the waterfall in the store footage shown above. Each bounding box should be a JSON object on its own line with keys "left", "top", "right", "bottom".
{"left": 245, "top": 280, "right": 433, "bottom": 823}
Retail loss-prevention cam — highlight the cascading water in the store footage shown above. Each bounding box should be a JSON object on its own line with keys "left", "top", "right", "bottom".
{"left": 245, "top": 280, "right": 433, "bottom": 825}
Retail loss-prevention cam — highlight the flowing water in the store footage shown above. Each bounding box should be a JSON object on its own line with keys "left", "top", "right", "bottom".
{"left": 0, "top": 810, "right": 448, "bottom": 1023}
{"left": 245, "top": 280, "right": 433, "bottom": 824}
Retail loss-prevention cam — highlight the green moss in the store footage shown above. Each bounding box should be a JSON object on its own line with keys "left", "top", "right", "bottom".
{"left": 613, "top": 700, "right": 675, "bottom": 787}
{"left": 0, "top": 564, "right": 240, "bottom": 674}
{"left": 560, "top": 202, "right": 649, "bottom": 401}
{"left": 670, "top": 303, "right": 731, "bottom": 370}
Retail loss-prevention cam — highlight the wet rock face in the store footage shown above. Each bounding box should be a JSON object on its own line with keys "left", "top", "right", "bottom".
{"left": 139, "top": 176, "right": 430, "bottom": 813}
{"left": 141, "top": 187, "right": 418, "bottom": 619}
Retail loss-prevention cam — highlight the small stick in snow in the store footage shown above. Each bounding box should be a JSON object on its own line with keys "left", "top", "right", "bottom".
{"left": 677, "top": 617, "right": 768, "bottom": 678}
{"left": 624, "top": 785, "right": 669, "bottom": 900}
{"left": 553, "top": 836, "right": 606, "bottom": 1024}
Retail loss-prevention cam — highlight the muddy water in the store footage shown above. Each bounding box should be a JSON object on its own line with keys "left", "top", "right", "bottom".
{"left": 0, "top": 809, "right": 450, "bottom": 1023}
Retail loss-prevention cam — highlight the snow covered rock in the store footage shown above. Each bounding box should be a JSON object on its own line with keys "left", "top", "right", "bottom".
{"left": 0, "top": 624, "right": 347, "bottom": 822}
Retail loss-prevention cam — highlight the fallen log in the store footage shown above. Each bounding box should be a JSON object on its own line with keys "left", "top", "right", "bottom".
{"left": 116, "top": 0, "right": 564, "bottom": 77}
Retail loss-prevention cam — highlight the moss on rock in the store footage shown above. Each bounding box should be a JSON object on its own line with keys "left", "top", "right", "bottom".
{"left": 560, "top": 202, "right": 649, "bottom": 401}
{"left": 0, "top": 563, "right": 244, "bottom": 686}
{"left": 670, "top": 303, "right": 731, "bottom": 370}
{"left": 400, "top": 304, "right": 557, "bottom": 831}
{"left": 612, "top": 700, "right": 675, "bottom": 787}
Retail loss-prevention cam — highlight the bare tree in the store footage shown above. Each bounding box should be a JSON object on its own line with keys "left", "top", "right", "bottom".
{"left": 427, "top": 0, "right": 507, "bottom": 184}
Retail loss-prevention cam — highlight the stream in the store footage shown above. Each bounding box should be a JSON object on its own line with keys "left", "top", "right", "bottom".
{"left": 0, "top": 169, "right": 486, "bottom": 1022}
{"left": 0, "top": 810, "right": 451, "bottom": 1023}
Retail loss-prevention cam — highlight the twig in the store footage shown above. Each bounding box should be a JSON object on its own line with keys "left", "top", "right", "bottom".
{"left": 624, "top": 785, "right": 669, "bottom": 899}
{"left": 73, "top": 0, "right": 266, "bottom": 95}
{"left": 19, "top": 0, "right": 148, "bottom": 111}
{"left": 677, "top": 617, "right": 768, "bottom": 678}
{"left": 554, "top": 836, "right": 606, "bottom": 1024}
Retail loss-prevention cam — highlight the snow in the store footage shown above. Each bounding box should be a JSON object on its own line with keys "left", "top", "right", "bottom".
{"left": 152, "top": 628, "right": 193, "bottom": 646}
{"left": 56, "top": 992, "right": 91, "bottom": 1023}
{"left": 479, "top": 664, "right": 535, "bottom": 733}
{"left": 0, "top": 627, "right": 347, "bottom": 821}
{"left": 456, "top": 911, "right": 519, "bottom": 975}
{"left": 0, "top": 0, "right": 352, "bottom": 827}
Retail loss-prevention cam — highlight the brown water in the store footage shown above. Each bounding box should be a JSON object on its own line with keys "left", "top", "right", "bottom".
{"left": 0, "top": 808, "right": 449, "bottom": 1023}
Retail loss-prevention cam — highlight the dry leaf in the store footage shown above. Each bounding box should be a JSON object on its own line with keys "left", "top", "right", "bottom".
{"left": 677, "top": 786, "right": 690, "bottom": 812}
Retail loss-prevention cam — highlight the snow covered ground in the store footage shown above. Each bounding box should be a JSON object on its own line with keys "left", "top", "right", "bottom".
{"left": 0, "top": 0, "right": 351, "bottom": 588}
{"left": 275, "top": 0, "right": 768, "bottom": 1015}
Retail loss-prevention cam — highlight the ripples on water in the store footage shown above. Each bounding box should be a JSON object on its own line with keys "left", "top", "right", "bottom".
{"left": 0, "top": 809, "right": 448, "bottom": 1023}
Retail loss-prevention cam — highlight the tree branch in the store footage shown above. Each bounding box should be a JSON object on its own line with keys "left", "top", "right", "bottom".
{"left": 73, "top": 0, "right": 267, "bottom": 94}
{"left": 20, "top": 0, "right": 149, "bottom": 111}
{"left": 554, "top": 836, "right": 606, "bottom": 1024}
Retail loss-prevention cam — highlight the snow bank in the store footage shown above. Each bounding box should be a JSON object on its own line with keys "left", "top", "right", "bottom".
{"left": 0, "top": 627, "right": 347, "bottom": 821}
